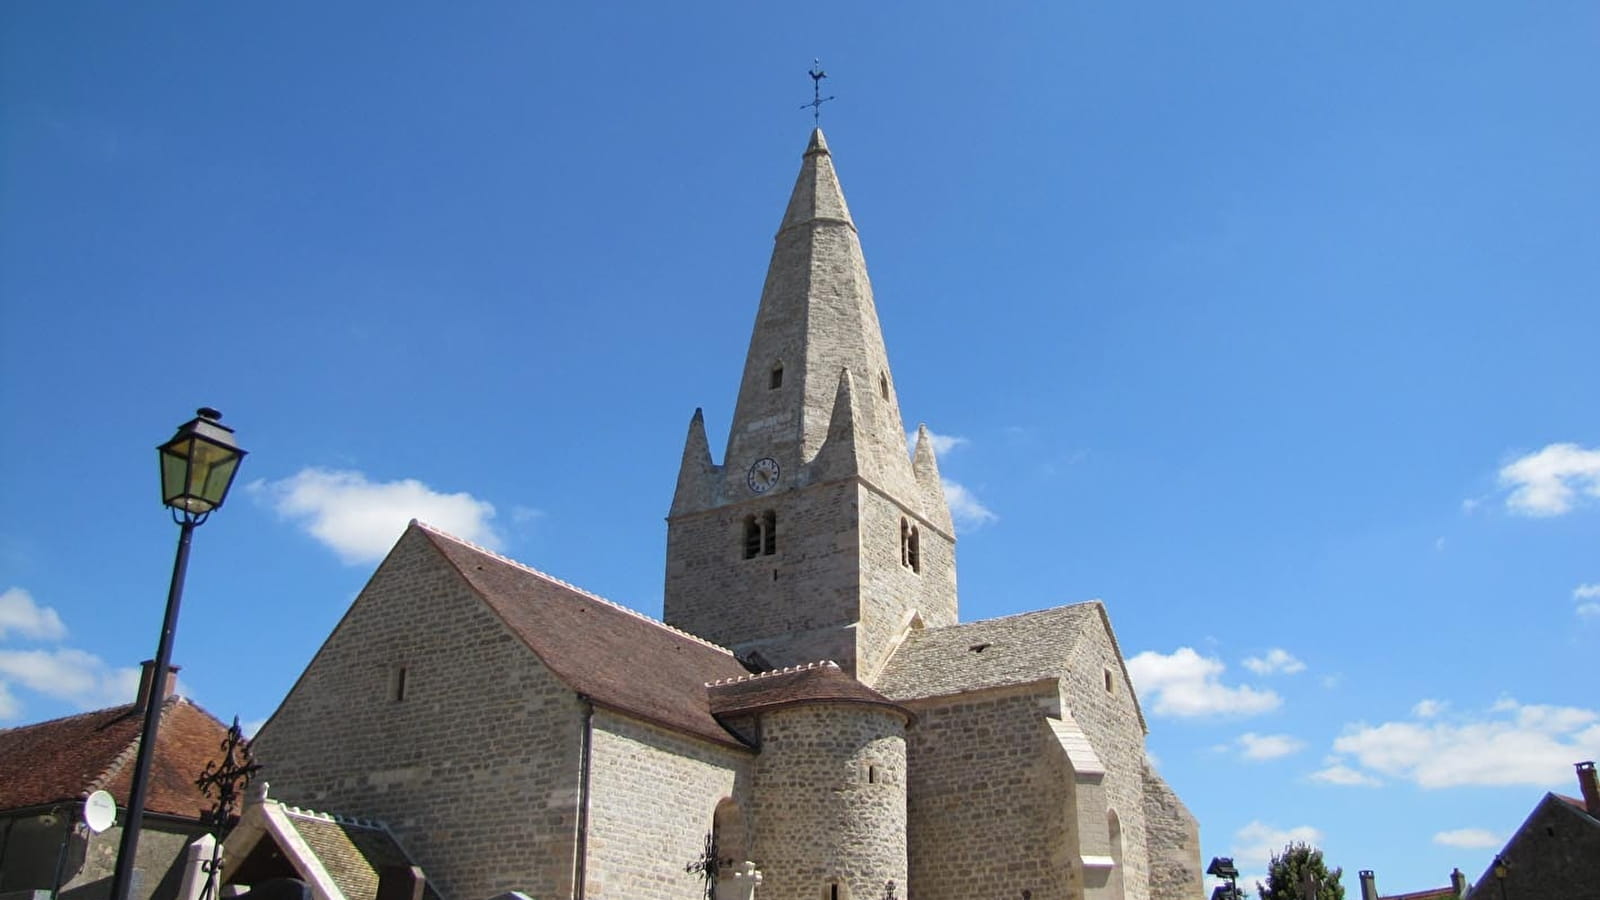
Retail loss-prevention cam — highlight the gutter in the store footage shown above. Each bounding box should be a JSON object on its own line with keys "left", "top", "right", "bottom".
{"left": 575, "top": 696, "right": 594, "bottom": 900}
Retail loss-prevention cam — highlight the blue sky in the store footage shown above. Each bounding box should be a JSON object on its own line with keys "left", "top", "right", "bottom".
{"left": 2, "top": 4, "right": 1597, "bottom": 895}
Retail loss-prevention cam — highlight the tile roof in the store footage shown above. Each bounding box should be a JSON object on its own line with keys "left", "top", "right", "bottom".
{"left": 417, "top": 522, "right": 754, "bottom": 748}
{"left": 0, "top": 696, "right": 232, "bottom": 818}
{"left": 1380, "top": 888, "right": 1459, "bottom": 900}
{"left": 283, "top": 808, "right": 418, "bottom": 900}
{"left": 707, "top": 661, "right": 911, "bottom": 721}
{"left": 874, "top": 601, "right": 1147, "bottom": 731}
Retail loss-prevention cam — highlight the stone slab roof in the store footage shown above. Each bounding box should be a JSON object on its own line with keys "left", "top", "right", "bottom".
{"left": 874, "top": 600, "right": 1146, "bottom": 731}
{"left": 417, "top": 522, "right": 753, "bottom": 748}
{"left": 0, "top": 696, "right": 230, "bottom": 818}
{"left": 284, "top": 808, "right": 419, "bottom": 900}
{"left": 707, "top": 661, "right": 911, "bottom": 721}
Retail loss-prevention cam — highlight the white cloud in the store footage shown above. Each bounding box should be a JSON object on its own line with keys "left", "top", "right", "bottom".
{"left": 1242, "top": 648, "right": 1305, "bottom": 676}
{"left": 252, "top": 468, "right": 503, "bottom": 564}
{"left": 1236, "top": 732, "right": 1305, "bottom": 761}
{"left": 1433, "top": 828, "right": 1502, "bottom": 849}
{"left": 1232, "top": 820, "right": 1325, "bottom": 884}
{"left": 942, "top": 479, "right": 997, "bottom": 532}
{"left": 1308, "top": 762, "right": 1382, "bottom": 787}
{"left": 0, "top": 648, "right": 140, "bottom": 716}
{"left": 1126, "top": 647, "right": 1281, "bottom": 718}
{"left": 0, "top": 682, "right": 18, "bottom": 719}
{"left": 1576, "top": 584, "right": 1600, "bottom": 619}
{"left": 1499, "top": 443, "right": 1600, "bottom": 516}
{"left": 1575, "top": 584, "right": 1600, "bottom": 599}
{"left": 1413, "top": 699, "right": 1446, "bottom": 718}
{"left": 1327, "top": 698, "right": 1600, "bottom": 788}
{"left": 1579, "top": 602, "right": 1600, "bottom": 620}
{"left": 908, "top": 429, "right": 969, "bottom": 457}
{"left": 0, "top": 587, "right": 67, "bottom": 641}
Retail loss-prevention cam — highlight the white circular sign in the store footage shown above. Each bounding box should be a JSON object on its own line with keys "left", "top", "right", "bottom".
{"left": 83, "top": 790, "right": 116, "bottom": 833}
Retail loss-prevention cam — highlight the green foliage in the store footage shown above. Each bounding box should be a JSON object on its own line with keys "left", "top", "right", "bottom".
{"left": 1255, "top": 841, "right": 1345, "bottom": 900}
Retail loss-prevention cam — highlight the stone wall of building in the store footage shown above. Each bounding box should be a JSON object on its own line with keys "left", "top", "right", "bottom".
{"left": 1467, "top": 795, "right": 1600, "bottom": 900}
{"left": 902, "top": 684, "right": 1073, "bottom": 899}
{"left": 1063, "top": 616, "right": 1158, "bottom": 900}
{"left": 665, "top": 479, "right": 860, "bottom": 671}
{"left": 250, "top": 528, "right": 584, "bottom": 900}
{"left": 583, "top": 710, "right": 753, "bottom": 900}
{"left": 856, "top": 485, "right": 956, "bottom": 684}
{"left": 751, "top": 703, "right": 907, "bottom": 900}
{"left": 1141, "top": 765, "right": 1203, "bottom": 900}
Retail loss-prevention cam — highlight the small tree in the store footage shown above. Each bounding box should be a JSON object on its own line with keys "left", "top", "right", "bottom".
{"left": 1256, "top": 841, "right": 1344, "bottom": 900}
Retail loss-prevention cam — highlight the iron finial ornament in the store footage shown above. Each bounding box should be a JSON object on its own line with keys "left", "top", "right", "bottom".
{"left": 802, "top": 58, "right": 836, "bottom": 125}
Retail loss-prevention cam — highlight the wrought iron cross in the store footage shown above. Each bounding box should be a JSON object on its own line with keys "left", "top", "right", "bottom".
{"left": 802, "top": 59, "right": 836, "bottom": 125}
{"left": 195, "top": 716, "right": 262, "bottom": 830}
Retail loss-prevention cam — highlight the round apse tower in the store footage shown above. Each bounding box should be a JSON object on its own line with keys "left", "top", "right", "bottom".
{"left": 708, "top": 661, "right": 911, "bottom": 900}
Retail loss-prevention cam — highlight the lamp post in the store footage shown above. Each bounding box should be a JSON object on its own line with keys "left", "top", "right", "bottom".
{"left": 1208, "top": 857, "right": 1241, "bottom": 900}
{"left": 109, "top": 408, "right": 246, "bottom": 900}
{"left": 1492, "top": 855, "right": 1510, "bottom": 900}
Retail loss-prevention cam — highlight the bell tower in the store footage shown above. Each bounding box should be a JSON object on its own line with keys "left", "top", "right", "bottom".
{"left": 663, "top": 130, "right": 956, "bottom": 683}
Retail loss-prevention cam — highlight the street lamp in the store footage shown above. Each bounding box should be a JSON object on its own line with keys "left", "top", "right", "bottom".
{"left": 1492, "top": 855, "right": 1510, "bottom": 900}
{"left": 109, "top": 408, "right": 246, "bottom": 900}
{"left": 1208, "top": 857, "right": 1241, "bottom": 900}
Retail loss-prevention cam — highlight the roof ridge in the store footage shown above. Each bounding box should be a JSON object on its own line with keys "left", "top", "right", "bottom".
{"left": 926, "top": 600, "right": 1101, "bottom": 633}
{"left": 413, "top": 520, "right": 736, "bottom": 656}
{"left": 0, "top": 702, "right": 137, "bottom": 736}
{"left": 88, "top": 695, "right": 187, "bottom": 794}
{"left": 706, "top": 660, "right": 840, "bottom": 687}
{"left": 283, "top": 803, "right": 385, "bottom": 830}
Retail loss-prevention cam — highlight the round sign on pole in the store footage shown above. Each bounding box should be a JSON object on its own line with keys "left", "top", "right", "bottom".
{"left": 84, "top": 790, "right": 116, "bottom": 833}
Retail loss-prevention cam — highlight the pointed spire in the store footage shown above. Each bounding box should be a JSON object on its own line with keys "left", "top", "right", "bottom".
{"left": 811, "top": 367, "right": 863, "bottom": 482}
{"left": 779, "top": 128, "right": 854, "bottom": 236}
{"left": 670, "top": 408, "right": 719, "bottom": 516}
{"left": 911, "top": 424, "right": 955, "bottom": 536}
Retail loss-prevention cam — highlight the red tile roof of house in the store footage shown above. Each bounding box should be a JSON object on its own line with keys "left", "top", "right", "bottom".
{"left": 0, "top": 697, "right": 232, "bottom": 819}
{"left": 418, "top": 523, "right": 754, "bottom": 748}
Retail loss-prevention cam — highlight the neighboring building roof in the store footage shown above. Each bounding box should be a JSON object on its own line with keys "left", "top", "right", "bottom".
{"left": 707, "top": 661, "right": 911, "bottom": 721}
{"left": 875, "top": 601, "right": 1147, "bottom": 731}
{"left": 222, "top": 784, "right": 434, "bottom": 900}
{"left": 0, "top": 696, "right": 230, "bottom": 818}
{"left": 1381, "top": 888, "right": 1459, "bottom": 900}
{"left": 417, "top": 522, "right": 753, "bottom": 747}
{"left": 284, "top": 808, "right": 418, "bottom": 900}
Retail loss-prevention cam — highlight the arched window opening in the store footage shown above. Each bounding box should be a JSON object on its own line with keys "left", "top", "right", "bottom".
{"left": 743, "top": 516, "right": 762, "bottom": 560}
{"left": 879, "top": 372, "right": 889, "bottom": 399}
{"left": 1104, "top": 667, "right": 1115, "bottom": 694}
{"left": 1107, "top": 810, "right": 1126, "bottom": 900}
{"left": 762, "top": 510, "right": 777, "bottom": 556}
{"left": 770, "top": 363, "right": 784, "bottom": 389}
{"left": 900, "top": 519, "right": 921, "bottom": 573}
{"left": 389, "top": 665, "right": 408, "bottom": 702}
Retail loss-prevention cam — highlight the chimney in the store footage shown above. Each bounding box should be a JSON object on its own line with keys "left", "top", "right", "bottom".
{"left": 1358, "top": 870, "right": 1377, "bottom": 900}
{"left": 375, "top": 866, "right": 426, "bottom": 900}
{"left": 1578, "top": 760, "right": 1600, "bottom": 816}
{"left": 134, "top": 660, "right": 181, "bottom": 709}
{"left": 1450, "top": 868, "right": 1468, "bottom": 898}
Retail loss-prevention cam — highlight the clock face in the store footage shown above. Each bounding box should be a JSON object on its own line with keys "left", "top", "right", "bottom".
{"left": 747, "top": 457, "right": 780, "bottom": 494}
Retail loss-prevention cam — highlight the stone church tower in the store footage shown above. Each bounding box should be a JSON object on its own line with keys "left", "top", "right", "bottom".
{"left": 664, "top": 129, "right": 956, "bottom": 683}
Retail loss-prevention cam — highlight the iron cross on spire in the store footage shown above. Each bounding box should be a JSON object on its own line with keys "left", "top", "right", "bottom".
{"left": 801, "top": 59, "right": 835, "bottom": 125}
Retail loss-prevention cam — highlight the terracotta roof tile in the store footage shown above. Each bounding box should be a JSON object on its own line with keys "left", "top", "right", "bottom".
{"left": 707, "top": 661, "right": 911, "bottom": 721}
{"left": 417, "top": 523, "right": 753, "bottom": 748}
{"left": 0, "top": 697, "right": 231, "bottom": 819}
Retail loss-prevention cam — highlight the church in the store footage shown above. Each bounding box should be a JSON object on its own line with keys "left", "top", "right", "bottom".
{"left": 248, "top": 128, "right": 1203, "bottom": 900}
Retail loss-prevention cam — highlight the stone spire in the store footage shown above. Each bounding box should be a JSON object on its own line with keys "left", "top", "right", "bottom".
{"left": 717, "top": 128, "right": 913, "bottom": 499}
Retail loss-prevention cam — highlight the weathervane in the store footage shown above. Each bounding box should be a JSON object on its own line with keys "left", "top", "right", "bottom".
{"left": 801, "top": 59, "right": 835, "bottom": 125}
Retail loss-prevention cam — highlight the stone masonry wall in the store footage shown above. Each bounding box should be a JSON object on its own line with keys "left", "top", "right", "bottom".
{"left": 751, "top": 704, "right": 907, "bottom": 900}
{"left": 1141, "top": 766, "right": 1203, "bottom": 900}
{"left": 250, "top": 528, "right": 584, "bottom": 900}
{"left": 665, "top": 481, "right": 860, "bottom": 672}
{"left": 584, "top": 710, "right": 753, "bottom": 900}
{"left": 1063, "top": 620, "right": 1156, "bottom": 900}
{"left": 856, "top": 485, "right": 956, "bottom": 684}
{"left": 902, "top": 685, "right": 1073, "bottom": 900}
